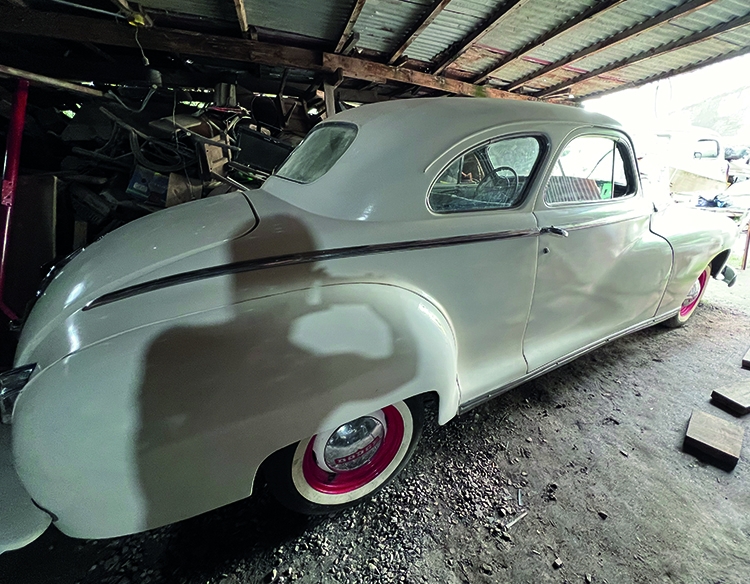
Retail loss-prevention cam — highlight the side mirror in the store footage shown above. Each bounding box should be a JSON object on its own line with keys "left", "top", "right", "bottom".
{"left": 694, "top": 152, "right": 703, "bottom": 159}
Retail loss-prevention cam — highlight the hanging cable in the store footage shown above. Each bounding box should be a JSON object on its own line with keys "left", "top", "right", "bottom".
{"left": 106, "top": 86, "right": 157, "bottom": 113}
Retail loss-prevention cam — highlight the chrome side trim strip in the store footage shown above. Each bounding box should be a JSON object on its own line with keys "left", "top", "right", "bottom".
{"left": 84, "top": 228, "right": 538, "bottom": 311}
{"left": 550, "top": 213, "right": 645, "bottom": 233}
{"left": 458, "top": 307, "right": 681, "bottom": 415}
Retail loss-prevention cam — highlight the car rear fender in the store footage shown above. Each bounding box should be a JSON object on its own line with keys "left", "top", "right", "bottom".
{"left": 11, "top": 283, "right": 459, "bottom": 539}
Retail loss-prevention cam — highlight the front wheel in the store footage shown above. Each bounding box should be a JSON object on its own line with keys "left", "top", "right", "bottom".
{"left": 664, "top": 265, "right": 710, "bottom": 328}
{"left": 264, "top": 397, "right": 424, "bottom": 514}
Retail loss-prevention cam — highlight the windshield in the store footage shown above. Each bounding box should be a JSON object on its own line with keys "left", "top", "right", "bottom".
{"left": 275, "top": 122, "right": 357, "bottom": 184}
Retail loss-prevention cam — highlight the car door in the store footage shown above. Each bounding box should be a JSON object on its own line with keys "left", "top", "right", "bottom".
{"left": 523, "top": 130, "right": 672, "bottom": 373}
{"left": 426, "top": 134, "right": 546, "bottom": 404}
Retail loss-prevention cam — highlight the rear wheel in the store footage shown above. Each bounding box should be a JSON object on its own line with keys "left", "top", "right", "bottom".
{"left": 664, "top": 265, "right": 710, "bottom": 328}
{"left": 265, "top": 397, "right": 424, "bottom": 514}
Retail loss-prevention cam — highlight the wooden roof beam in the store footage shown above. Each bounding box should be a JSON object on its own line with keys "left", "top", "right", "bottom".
{"left": 507, "top": 0, "right": 720, "bottom": 92}
{"left": 538, "top": 12, "right": 750, "bottom": 98}
{"left": 473, "top": 0, "right": 628, "bottom": 84}
{"left": 432, "top": 0, "right": 534, "bottom": 75}
{"left": 323, "top": 53, "right": 534, "bottom": 100}
{"left": 387, "top": 0, "right": 451, "bottom": 66}
{"left": 335, "top": 0, "right": 366, "bottom": 53}
{"left": 232, "top": 0, "right": 249, "bottom": 37}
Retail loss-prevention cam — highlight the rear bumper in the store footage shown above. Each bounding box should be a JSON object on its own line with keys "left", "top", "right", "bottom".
{"left": 0, "top": 424, "right": 51, "bottom": 554}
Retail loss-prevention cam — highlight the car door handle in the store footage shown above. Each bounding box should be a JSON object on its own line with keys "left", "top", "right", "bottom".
{"left": 540, "top": 226, "right": 569, "bottom": 237}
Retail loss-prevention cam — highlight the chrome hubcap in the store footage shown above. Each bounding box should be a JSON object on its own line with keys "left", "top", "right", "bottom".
{"left": 314, "top": 412, "right": 387, "bottom": 472}
{"left": 682, "top": 278, "right": 701, "bottom": 307}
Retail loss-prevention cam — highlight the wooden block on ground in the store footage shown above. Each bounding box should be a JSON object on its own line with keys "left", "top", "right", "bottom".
{"left": 711, "top": 383, "right": 750, "bottom": 416}
{"left": 683, "top": 410, "right": 743, "bottom": 469}
{"left": 743, "top": 347, "right": 750, "bottom": 370}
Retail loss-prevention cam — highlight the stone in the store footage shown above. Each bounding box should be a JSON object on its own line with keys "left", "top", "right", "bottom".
{"left": 264, "top": 569, "right": 278, "bottom": 583}
{"left": 743, "top": 347, "right": 750, "bottom": 370}
{"left": 683, "top": 410, "right": 744, "bottom": 468}
{"left": 711, "top": 383, "right": 750, "bottom": 415}
{"left": 481, "top": 564, "right": 493, "bottom": 575}
{"left": 552, "top": 557, "right": 563, "bottom": 569}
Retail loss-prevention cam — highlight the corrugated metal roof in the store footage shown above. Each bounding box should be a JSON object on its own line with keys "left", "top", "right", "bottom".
{"left": 354, "top": 0, "right": 434, "bottom": 55}
{"left": 137, "top": 0, "right": 237, "bottom": 22}
{"left": 573, "top": 0, "right": 750, "bottom": 73}
{"left": 488, "top": 0, "right": 688, "bottom": 83}
{"left": 246, "top": 0, "right": 354, "bottom": 42}
{"left": 404, "top": 0, "right": 509, "bottom": 63}
{"left": 446, "top": 0, "right": 595, "bottom": 76}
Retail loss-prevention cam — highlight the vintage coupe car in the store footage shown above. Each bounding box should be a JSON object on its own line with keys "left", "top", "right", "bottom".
{"left": 0, "top": 98, "right": 738, "bottom": 552}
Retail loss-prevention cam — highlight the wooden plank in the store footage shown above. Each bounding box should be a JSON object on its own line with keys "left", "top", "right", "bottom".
{"left": 473, "top": 0, "right": 628, "bottom": 84}
{"left": 323, "top": 53, "right": 533, "bottom": 100}
{"left": 507, "top": 0, "right": 720, "bottom": 92}
{"left": 433, "top": 0, "right": 534, "bottom": 75}
{"left": 0, "top": 64, "right": 105, "bottom": 97}
{"left": 388, "top": 0, "right": 452, "bottom": 65}
{"left": 335, "top": 0, "right": 366, "bottom": 53}
{"left": 232, "top": 0, "right": 249, "bottom": 36}
{"left": 538, "top": 12, "right": 750, "bottom": 98}
{"left": 711, "top": 383, "right": 750, "bottom": 416}
{"left": 683, "top": 410, "right": 743, "bottom": 468}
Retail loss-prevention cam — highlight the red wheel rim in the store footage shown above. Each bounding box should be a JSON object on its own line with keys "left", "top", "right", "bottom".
{"left": 302, "top": 406, "right": 405, "bottom": 494}
{"left": 680, "top": 269, "right": 708, "bottom": 317}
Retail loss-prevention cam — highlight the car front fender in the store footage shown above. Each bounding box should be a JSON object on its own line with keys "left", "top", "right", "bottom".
{"left": 12, "top": 283, "right": 459, "bottom": 539}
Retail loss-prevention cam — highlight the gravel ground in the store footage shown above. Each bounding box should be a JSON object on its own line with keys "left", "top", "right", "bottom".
{"left": 2, "top": 273, "right": 750, "bottom": 584}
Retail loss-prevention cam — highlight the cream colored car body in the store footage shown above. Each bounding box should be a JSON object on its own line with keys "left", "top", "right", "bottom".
{"left": 4, "top": 98, "right": 737, "bottom": 549}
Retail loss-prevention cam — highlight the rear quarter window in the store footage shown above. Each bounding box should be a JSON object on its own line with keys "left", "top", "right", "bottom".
{"left": 276, "top": 123, "right": 357, "bottom": 184}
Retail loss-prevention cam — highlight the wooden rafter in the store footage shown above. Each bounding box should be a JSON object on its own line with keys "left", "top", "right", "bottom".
{"left": 507, "top": 0, "right": 720, "bottom": 92}
{"left": 432, "top": 0, "right": 534, "bottom": 75}
{"left": 576, "top": 43, "right": 750, "bottom": 102}
{"left": 537, "top": 12, "right": 750, "bottom": 98}
{"left": 335, "top": 0, "right": 366, "bottom": 53}
{"left": 110, "top": 0, "right": 153, "bottom": 26}
{"left": 232, "top": 0, "right": 249, "bottom": 36}
{"left": 387, "top": 0, "right": 452, "bottom": 65}
{"left": 0, "top": 7, "right": 534, "bottom": 101}
{"left": 473, "top": 0, "right": 628, "bottom": 84}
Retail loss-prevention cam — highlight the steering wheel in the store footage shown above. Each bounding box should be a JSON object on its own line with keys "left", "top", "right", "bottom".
{"left": 475, "top": 166, "right": 519, "bottom": 204}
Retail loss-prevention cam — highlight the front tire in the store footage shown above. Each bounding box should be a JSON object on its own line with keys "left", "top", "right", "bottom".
{"left": 265, "top": 397, "right": 424, "bottom": 514}
{"left": 664, "top": 265, "right": 710, "bottom": 328}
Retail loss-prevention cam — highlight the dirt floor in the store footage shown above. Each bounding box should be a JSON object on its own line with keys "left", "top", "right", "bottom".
{"left": 2, "top": 273, "right": 750, "bottom": 584}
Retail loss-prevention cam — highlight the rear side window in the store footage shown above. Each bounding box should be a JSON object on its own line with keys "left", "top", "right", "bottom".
{"left": 544, "top": 135, "right": 635, "bottom": 204}
{"left": 429, "top": 136, "right": 544, "bottom": 213}
{"left": 276, "top": 123, "right": 357, "bottom": 184}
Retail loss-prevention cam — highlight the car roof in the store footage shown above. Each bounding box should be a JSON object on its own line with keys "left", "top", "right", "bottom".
{"left": 332, "top": 97, "right": 621, "bottom": 140}
{"left": 263, "top": 98, "right": 624, "bottom": 222}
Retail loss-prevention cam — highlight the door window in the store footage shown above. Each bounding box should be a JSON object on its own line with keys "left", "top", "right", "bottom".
{"left": 694, "top": 139, "right": 719, "bottom": 159}
{"left": 429, "top": 136, "right": 544, "bottom": 213}
{"left": 544, "top": 135, "right": 635, "bottom": 204}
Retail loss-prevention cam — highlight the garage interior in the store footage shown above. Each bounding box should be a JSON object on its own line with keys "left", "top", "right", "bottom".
{"left": 1, "top": 0, "right": 750, "bottom": 582}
